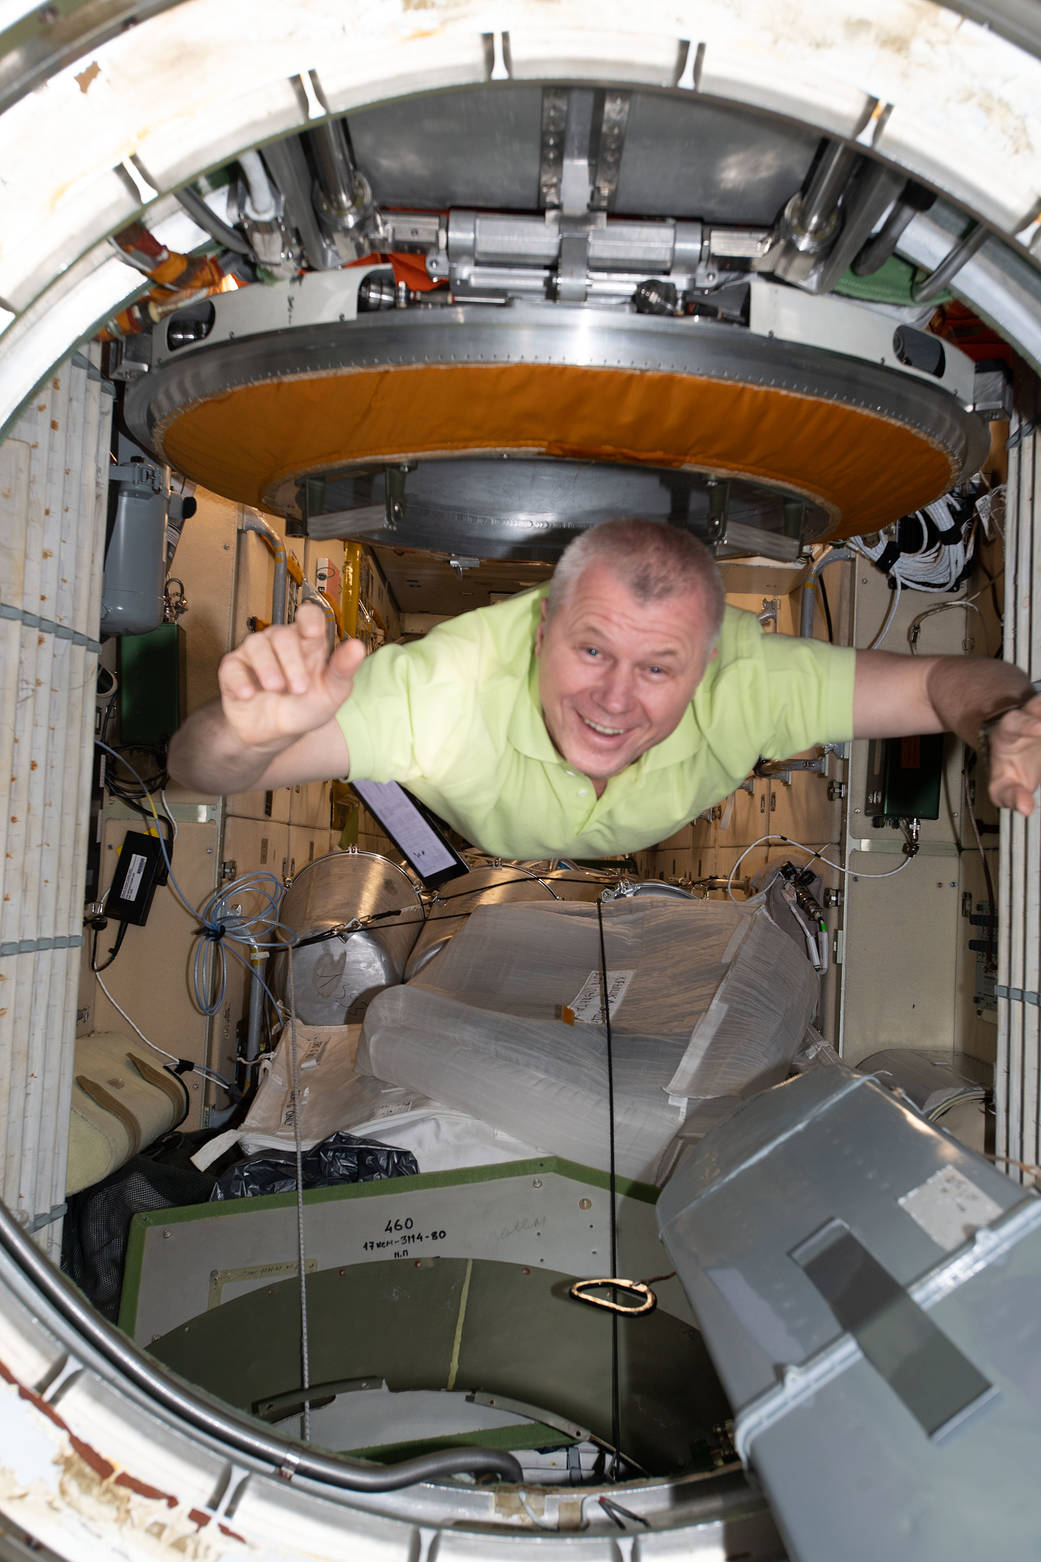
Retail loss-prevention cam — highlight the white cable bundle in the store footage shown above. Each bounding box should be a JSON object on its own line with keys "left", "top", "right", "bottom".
{"left": 850, "top": 495, "right": 976, "bottom": 648}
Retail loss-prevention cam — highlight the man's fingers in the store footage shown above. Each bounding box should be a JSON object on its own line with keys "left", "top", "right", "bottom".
{"left": 985, "top": 704, "right": 1041, "bottom": 815}
{"left": 1003, "top": 706, "right": 1041, "bottom": 742}
{"left": 325, "top": 636, "right": 366, "bottom": 693}
{"left": 256, "top": 631, "right": 313, "bottom": 694}
{"left": 216, "top": 615, "right": 361, "bottom": 750}
{"left": 218, "top": 647, "right": 263, "bottom": 702}
{"left": 220, "top": 627, "right": 309, "bottom": 702}
{"left": 987, "top": 764, "right": 1040, "bottom": 814}
{"left": 294, "top": 601, "right": 329, "bottom": 642}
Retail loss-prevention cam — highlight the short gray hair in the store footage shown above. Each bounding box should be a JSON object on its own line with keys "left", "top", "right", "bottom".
{"left": 547, "top": 519, "right": 726, "bottom": 645}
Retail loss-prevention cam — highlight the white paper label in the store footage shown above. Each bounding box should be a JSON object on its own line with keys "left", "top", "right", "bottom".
{"left": 123, "top": 852, "right": 147, "bottom": 902}
{"left": 898, "top": 1165, "right": 1004, "bottom": 1252}
{"left": 569, "top": 969, "right": 635, "bottom": 1023}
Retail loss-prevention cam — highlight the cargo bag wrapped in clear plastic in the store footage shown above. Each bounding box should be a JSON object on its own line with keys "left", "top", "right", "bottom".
{"left": 357, "top": 892, "right": 820, "bottom": 1185}
{"left": 190, "top": 1022, "right": 544, "bottom": 1179}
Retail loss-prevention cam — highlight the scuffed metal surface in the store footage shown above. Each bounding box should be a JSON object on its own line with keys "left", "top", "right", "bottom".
{"left": 0, "top": 1359, "right": 244, "bottom": 1561}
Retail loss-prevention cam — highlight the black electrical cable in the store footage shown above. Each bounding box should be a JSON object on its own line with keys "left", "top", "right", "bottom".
{"left": 174, "top": 182, "right": 254, "bottom": 256}
{"left": 595, "top": 897, "right": 622, "bottom": 1482}
{"left": 291, "top": 875, "right": 616, "bottom": 949}
{"left": 90, "top": 918, "right": 128, "bottom": 973}
{"left": 104, "top": 787, "right": 175, "bottom": 864}
{"left": 107, "top": 760, "right": 169, "bottom": 799}
{"left": 963, "top": 761, "right": 998, "bottom": 973}
{"left": 818, "top": 571, "right": 835, "bottom": 644}
{"left": 162, "top": 1064, "right": 193, "bottom": 1130}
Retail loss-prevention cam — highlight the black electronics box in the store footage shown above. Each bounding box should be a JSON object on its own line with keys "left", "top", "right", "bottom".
{"left": 106, "top": 831, "right": 165, "bottom": 925}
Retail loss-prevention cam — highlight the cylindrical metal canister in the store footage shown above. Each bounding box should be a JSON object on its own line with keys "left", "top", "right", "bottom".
{"left": 276, "top": 850, "right": 424, "bottom": 1023}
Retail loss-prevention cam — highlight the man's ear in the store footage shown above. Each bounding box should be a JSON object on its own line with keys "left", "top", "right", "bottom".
{"left": 535, "top": 597, "right": 548, "bottom": 655}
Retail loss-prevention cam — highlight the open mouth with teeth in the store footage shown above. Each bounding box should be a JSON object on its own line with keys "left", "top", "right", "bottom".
{"left": 580, "top": 715, "right": 629, "bottom": 738}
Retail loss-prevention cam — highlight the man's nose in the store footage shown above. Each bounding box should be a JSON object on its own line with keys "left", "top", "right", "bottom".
{"left": 595, "top": 664, "right": 634, "bottom": 712}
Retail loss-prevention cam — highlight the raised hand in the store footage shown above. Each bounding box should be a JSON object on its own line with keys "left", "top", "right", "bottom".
{"left": 217, "top": 603, "right": 366, "bottom": 749}
{"left": 169, "top": 603, "right": 365, "bottom": 794}
{"left": 983, "top": 692, "right": 1041, "bottom": 816}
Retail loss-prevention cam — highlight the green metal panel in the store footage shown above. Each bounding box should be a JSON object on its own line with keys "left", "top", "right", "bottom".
{"left": 120, "top": 1157, "right": 659, "bottom": 1340}
{"left": 147, "top": 1256, "right": 727, "bottom": 1473}
{"left": 868, "top": 732, "right": 944, "bottom": 820}
{"left": 118, "top": 621, "right": 186, "bottom": 746}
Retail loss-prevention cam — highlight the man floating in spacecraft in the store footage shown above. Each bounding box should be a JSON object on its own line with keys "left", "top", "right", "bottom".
{"left": 169, "top": 519, "right": 1041, "bottom": 856}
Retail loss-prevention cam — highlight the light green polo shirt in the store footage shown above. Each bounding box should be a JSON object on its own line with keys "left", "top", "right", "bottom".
{"left": 337, "top": 588, "right": 855, "bottom": 860}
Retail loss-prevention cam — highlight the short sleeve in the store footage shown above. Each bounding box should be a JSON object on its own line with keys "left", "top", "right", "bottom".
{"left": 691, "top": 609, "right": 856, "bottom": 771}
{"left": 757, "top": 629, "right": 857, "bottom": 756}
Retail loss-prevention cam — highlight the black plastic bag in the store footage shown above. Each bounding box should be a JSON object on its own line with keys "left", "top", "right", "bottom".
{"left": 210, "top": 1130, "right": 419, "bottom": 1200}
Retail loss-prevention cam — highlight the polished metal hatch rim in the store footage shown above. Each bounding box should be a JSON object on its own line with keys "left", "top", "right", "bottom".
{"left": 306, "top": 455, "right": 835, "bottom": 554}
{"left": 0, "top": 1172, "right": 773, "bottom": 1547}
{"left": 129, "top": 302, "right": 985, "bottom": 478}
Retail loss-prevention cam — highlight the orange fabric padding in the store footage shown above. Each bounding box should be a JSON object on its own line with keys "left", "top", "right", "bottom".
{"left": 159, "top": 362, "right": 959, "bottom": 538}
{"left": 345, "top": 251, "right": 446, "bottom": 292}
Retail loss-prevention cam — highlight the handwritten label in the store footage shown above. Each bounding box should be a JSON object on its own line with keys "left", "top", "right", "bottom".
{"left": 361, "top": 1214, "right": 448, "bottom": 1258}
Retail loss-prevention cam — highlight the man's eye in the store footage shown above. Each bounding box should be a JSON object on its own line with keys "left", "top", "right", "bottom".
{"left": 582, "top": 646, "right": 600, "bottom": 658}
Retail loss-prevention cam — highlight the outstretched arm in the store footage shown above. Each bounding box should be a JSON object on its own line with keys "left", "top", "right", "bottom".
{"left": 853, "top": 650, "right": 1041, "bottom": 815}
{"left": 168, "top": 603, "right": 365, "bottom": 794}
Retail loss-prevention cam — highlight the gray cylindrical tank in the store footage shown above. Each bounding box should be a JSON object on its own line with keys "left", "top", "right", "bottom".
{"left": 277, "top": 850, "right": 424, "bottom": 1024}
{"left": 100, "top": 469, "right": 168, "bottom": 636}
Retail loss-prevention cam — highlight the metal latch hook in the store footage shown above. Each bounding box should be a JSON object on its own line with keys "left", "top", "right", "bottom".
{"left": 569, "top": 1278, "right": 657, "bottom": 1315}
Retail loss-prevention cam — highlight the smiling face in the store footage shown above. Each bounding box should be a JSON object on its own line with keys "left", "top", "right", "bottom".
{"left": 535, "top": 560, "right": 718, "bottom": 794}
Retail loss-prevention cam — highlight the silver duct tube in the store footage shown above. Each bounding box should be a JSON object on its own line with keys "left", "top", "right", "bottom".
{"left": 852, "top": 181, "right": 934, "bottom": 276}
{"left": 299, "top": 577, "right": 337, "bottom": 638}
{"left": 241, "top": 511, "right": 288, "bottom": 625}
{"left": 239, "top": 150, "right": 277, "bottom": 221}
{"left": 798, "top": 143, "right": 859, "bottom": 239}
{"left": 773, "top": 139, "right": 862, "bottom": 285}
{"left": 784, "top": 142, "right": 859, "bottom": 253}
{"left": 910, "top": 221, "right": 990, "bottom": 303}
{"left": 307, "top": 119, "right": 382, "bottom": 253}
{"left": 174, "top": 182, "right": 253, "bottom": 256}
{"left": 309, "top": 119, "right": 360, "bottom": 219}
{"left": 800, "top": 547, "right": 853, "bottom": 637}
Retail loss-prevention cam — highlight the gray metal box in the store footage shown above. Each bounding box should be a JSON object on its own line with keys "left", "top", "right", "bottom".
{"left": 659, "top": 1068, "right": 1041, "bottom": 1562}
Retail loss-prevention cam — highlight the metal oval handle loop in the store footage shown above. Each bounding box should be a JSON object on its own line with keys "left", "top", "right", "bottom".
{"left": 569, "top": 1278, "right": 657, "bottom": 1316}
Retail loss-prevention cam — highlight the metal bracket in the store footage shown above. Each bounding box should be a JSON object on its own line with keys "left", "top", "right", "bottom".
{"left": 384, "top": 463, "right": 413, "bottom": 528}
{"left": 539, "top": 87, "right": 569, "bottom": 209}
{"left": 994, "top": 985, "right": 1041, "bottom": 1006}
{"left": 590, "top": 91, "right": 631, "bottom": 211}
{"left": 754, "top": 749, "right": 831, "bottom": 782}
{"left": 110, "top": 460, "right": 163, "bottom": 492}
